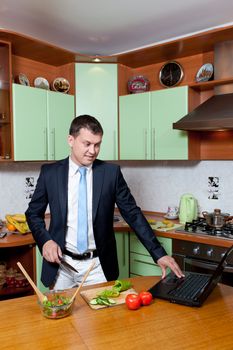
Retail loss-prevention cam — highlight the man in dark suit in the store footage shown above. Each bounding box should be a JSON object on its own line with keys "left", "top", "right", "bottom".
{"left": 26, "top": 115, "right": 183, "bottom": 289}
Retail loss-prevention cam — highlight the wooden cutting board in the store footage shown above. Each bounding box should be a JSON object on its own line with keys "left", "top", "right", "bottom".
{"left": 151, "top": 222, "right": 184, "bottom": 232}
{"left": 80, "top": 285, "right": 136, "bottom": 310}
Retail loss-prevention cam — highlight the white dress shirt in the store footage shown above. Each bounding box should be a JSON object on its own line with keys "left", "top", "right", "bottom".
{"left": 65, "top": 157, "right": 96, "bottom": 253}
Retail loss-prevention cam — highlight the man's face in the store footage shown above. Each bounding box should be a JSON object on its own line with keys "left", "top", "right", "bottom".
{"left": 68, "top": 127, "right": 102, "bottom": 166}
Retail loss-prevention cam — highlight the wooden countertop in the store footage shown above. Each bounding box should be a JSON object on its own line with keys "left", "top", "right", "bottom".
{"left": 1, "top": 276, "right": 233, "bottom": 350}
{"left": 0, "top": 231, "right": 35, "bottom": 248}
{"left": 1, "top": 211, "right": 233, "bottom": 248}
{"left": 114, "top": 211, "right": 233, "bottom": 248}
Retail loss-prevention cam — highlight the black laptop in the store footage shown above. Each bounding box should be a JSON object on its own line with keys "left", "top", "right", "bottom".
{"left": 148, "top": 245, "right": 233, "bottom": 307}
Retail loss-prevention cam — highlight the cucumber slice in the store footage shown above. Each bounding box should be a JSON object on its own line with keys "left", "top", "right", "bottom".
{"left": 108, "top": 298, "right": 116, "bottom": 304}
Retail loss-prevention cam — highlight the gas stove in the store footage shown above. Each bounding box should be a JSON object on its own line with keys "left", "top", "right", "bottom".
{"left": 176, "top": 218, "right": 233, "bottom": 240}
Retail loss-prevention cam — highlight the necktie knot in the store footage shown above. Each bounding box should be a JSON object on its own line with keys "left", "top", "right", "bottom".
{"left": 79, "top": 167, "right": 87, "bottom": 177}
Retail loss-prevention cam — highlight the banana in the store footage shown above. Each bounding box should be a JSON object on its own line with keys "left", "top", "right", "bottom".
{"left": 11, "top": 214, "right": 27, "bottom": 223}
{"left": 5, "top": 214, "right": 29, "bottom": 234}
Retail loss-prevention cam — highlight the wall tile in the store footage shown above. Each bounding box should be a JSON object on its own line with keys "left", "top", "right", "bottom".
{"left": 0, "top": 160, "right": 233, "bottom": 219}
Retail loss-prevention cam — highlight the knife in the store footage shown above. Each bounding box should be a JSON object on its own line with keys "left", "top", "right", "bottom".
{"left": 60, "top": 257, "right": 79, "bottom": 273}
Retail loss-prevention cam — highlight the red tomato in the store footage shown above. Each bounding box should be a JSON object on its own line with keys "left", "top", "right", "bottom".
{"left": 125, "top": 293, "right": 141, "bottom": 310}
{"left": 139, "top": 291, "right": 153, "bottom": 306}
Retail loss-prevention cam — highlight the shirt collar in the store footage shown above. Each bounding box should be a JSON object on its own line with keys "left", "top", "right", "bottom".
{"left": 69, "top": 157, "right": 92, "bottom": 176}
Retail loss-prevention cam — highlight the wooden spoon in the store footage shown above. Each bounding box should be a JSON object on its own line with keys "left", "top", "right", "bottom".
{"left": 70, "top": 261, "right": 95, "bottom": 303}
{"left": 17, "top": 262, "right": 47, "bottom": 303}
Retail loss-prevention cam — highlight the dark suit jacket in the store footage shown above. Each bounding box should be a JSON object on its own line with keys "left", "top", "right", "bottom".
{"left": 25, "top": 157, "right": 167, "bottom": 287}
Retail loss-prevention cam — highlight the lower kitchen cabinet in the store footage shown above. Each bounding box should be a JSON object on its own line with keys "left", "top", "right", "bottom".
{"left": 36, "top": 247, "right": 49, "bottom": 293}
{"left": 115, "top": 232, "right": 129, "bottom": 279}
{"left": 130, "top": 233, "right": 172, "bottom": 277}
{"left": 0, "top": 235, "right": 36, "bottom": 300}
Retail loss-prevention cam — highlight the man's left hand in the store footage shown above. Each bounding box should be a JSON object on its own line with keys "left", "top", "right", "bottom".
{"left": 157, "top": 255, "right": 185, "bottom": 279}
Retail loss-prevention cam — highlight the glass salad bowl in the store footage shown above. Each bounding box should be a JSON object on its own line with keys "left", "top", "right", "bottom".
{"left": 38, "top": 289, "right": 75, "bottom": 319}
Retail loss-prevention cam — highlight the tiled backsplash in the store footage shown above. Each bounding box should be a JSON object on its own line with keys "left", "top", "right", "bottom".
{"left": 121, "top": 160, "right": 233, "bottom": 215}
{"left": 0, "top": 160, "right": 233, "bottom": 219}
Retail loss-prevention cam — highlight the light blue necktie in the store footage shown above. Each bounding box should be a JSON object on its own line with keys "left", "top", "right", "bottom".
{"left": 77, "top": 167, "right": 88, "bottom": 253}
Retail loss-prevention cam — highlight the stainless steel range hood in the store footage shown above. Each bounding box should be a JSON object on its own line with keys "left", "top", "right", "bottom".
{"left": 173, "top": 93, "right": 233, "bottom": 131}
{"left": 173, "top": 41, "right": 233, "bottom": 131}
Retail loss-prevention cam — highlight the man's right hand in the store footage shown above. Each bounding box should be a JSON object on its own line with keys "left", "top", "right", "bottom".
{"left": 42, "top": 240, "right": 62, "bottom": 264}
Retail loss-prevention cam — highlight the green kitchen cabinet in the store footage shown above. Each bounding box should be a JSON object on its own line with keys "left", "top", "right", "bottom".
{"left": 36, "top": 247, "right": 49, "bottom": 293}
{"left": 119, "top": 86, "right": 188, "bottom": 160}
{"left": 150, "top": 86, "right": 188, "bottom": 160}
{"left": 115, "top": 232, "right": 129, "bottom": 279}
{"left": 129, "top": 233, "right": 172, "bottom": 277}
{"left": 12, "top": 84, "right": 74, "bottom": 161}
{"left": 47, "top": 90, "right": 74, "bottom": 160}
{"left": 75, "top": 63, "right": 118, "bottom": 160}
{"left": 119, "top": 92, "right": 151, "bottom": 160}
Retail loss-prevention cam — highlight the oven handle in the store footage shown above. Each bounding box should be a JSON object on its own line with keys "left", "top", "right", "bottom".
{"left": 185, "top": 257, "right": 233, "bottom": 272}
{"left": 185, "top": 257, "right": 217, "bottom": 270}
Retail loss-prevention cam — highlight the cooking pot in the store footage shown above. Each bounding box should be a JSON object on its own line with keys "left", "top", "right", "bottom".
{"left": 179, "top": 193, "right": 198, "bottom": 224}
{"left": 202, "top": 209, "right": 233, "bottom": 228}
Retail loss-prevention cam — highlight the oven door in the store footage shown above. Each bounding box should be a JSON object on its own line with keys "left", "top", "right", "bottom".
{"left": 184, "top": 257, "right": 218, "bottom": 274}
{"left": 184, "top": 256, "right": 233, "bottom": 286}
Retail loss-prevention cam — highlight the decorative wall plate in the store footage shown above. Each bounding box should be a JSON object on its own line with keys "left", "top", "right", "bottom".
{"left": 15, "top": 73, "right": 30, "bottom": 86}
{"left": 128, "top": 75, "right": 150, "bottom": 93}
{"left": 52, "top": 77, "right": 70, "bottom": 93}
{"left": 195, "top": 63, "right": 214, "bottom": 82}
{"left": 34, "top": 77, "right": 50, "bottom": 90}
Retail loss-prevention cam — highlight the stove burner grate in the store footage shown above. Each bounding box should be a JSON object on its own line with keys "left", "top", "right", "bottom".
{"left": 184, "top": 218, "right": 233, "bottom": 239}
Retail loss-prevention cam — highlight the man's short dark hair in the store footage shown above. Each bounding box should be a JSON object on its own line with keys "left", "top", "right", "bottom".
{"left": 69, "top": 115, "right": 103, "bottom": 137}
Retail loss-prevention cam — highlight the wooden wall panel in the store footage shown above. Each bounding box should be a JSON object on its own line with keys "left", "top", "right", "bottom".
{"left": 119, "top": 51, "right": 214, "bottom": 96}
{"left": 12, "top": 56, "right": 75, "bottom": 95}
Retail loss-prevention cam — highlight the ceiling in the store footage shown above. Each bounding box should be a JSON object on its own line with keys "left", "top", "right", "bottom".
{"left": 1, "top": 0, "right": 233, "bottom": 57}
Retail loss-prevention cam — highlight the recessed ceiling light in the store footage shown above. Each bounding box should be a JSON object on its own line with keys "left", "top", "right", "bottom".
{"left": 92, "top": 56, "right": 101, "bottom": 62}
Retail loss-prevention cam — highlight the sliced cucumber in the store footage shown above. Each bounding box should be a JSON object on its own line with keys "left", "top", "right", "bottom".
{"left": 108, "top": 298, "right": 116, "bottom": 304}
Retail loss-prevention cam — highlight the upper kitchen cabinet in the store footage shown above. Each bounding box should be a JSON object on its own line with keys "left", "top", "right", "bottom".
{"left": 75, "top": 63, "right": 118, "bottom": 160}
{"left": 0, "top": 41, "right": 12, "bottom": 160}
{"left": 119, "top": 92, "right": 150, "bottom": 160}
{"left": 151, "top": 86, "right": 188, "bottom": 160}
{"left": 119, "top": 86, "right": 188, "bottom": 160}
{"left": 0, "top": 30, "right": 76, "bottom": 161}
{"left": 13, "top": 84, "right": 74, "bottom": 161}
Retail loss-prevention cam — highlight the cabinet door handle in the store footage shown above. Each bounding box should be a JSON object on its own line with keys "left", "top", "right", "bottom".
{"left": 122, "top": 234, "right": 127, "bottom": 266}
{"left": 50, "top": 128, "right": 55, "bottom": 160}
{"left": 113, "top": 129, "right": 117, "bottom": 160}
{"left": 152, "top": 127, "right": 156, "bottom": 159}
{"left": 44, "top": 128, "right": 48, "bottom": 159}
{"left": 144, "top": 129, "right": 148, "bottom": 159}
{"left": 133, "top": 258, "right": 157, "bottom": 267}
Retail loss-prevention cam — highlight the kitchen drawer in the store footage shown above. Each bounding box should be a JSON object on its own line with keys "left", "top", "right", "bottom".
{"left": 130, "top": 252, "right": 162, "bottom": 276}
{"left": 130, "top": 233, "right": 172, "bottom": 256}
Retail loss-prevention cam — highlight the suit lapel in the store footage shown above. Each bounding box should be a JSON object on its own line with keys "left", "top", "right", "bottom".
{"left": 93, "top": 161, "right": 104, "bottom": 222}
{"left": 57, "top": 158, "right": 69, "bottom": 225}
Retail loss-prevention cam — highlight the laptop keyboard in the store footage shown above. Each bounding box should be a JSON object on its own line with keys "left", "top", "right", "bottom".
{"left": 168, "top": 273, "right": 210, "bottom": 300}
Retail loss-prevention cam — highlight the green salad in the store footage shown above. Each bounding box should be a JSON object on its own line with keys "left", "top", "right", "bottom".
{"left": 41, "top": 294, "right": 72, "bottom": 319}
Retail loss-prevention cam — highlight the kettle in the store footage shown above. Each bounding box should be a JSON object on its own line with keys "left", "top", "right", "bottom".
{"left": 179, "top": 193, "right": 198, "bottom": 224}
